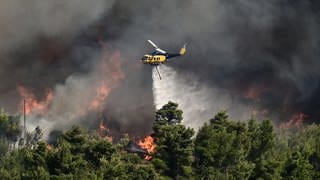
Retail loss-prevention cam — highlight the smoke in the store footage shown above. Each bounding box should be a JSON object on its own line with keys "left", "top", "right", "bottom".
{"left": 142, "top": 0, "right": 320, "bottom": 125}
{"left": 0, "top": 0, "right": 115, "bottom": 112}
{"left": 25, "top": 48, "right": 124, "bottom": 138}
{"left": 0, "top": 0, "right": 114, "bottom": 51}
{"left": 152, "top": 65, "right": 253, "bottom": 130}
{"left": 0, "top": 0, "right": 320, "bottom": 138}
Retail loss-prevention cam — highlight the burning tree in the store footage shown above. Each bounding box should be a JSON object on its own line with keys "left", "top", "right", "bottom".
{"left": 138, "top": 135, "right": 156, "bottom": 160}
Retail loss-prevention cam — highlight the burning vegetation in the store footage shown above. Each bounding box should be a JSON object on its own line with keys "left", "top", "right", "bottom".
{"left": 2, "top": 0, "right": 319, "bottom": 147}
{"left": 1, "top": 102, "right": 320, "bottom": 179}
{"left": 280, "top": 112, "right": 308, "bottom": 129}
{"left": 0, "top": 0, "right": 319, "bottom": 178}
{"left": 138, "top": 135, "right": 156, "bottom": 160}
{"left": 97, "top": 118, "right": 155, "bottom": 159}
{"left": 88, "top": 49, "right": 124, "bottom": 112}
{"left": 17, "top": 86, "right": 53, "bottom": 115}
{"left": 243, "top": 85, "right": 267, "bottom": 102}
{"left": 98, "top": 120, "right": 113, "bottom": 143}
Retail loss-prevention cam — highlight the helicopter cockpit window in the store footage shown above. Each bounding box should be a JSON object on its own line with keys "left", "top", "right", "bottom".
{"left": 142, "top": 56, "right": 147, "bottom": 60}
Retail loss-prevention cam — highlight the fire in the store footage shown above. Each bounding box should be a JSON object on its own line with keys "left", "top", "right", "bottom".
{"left": 89, "top": 82, "right": 110, "bottom": 110}
{"left": 98, "top": 120, "right": 112, "bottom": 143}
{"left": 99, "top": 120, "right": 109, "bottom": 131}
{"left": 46, "top": 144, "right": 53, "bottom": 151}
{"left": 87, "top": 49, "right": 124, "bottom": 111}
{"left": 243, "top": 85, "right": 266, "bottom": 101}
{"left": 138, "top": 136, "right": 156, "bottom": 160}
{"left": 17, "top": 86, "right": 53, "bottom": 115}
{"left": 105, "top": 136, "right": 113, "bottom": 143}
{"left": 280, "top": 112, "right": 307, "bottom": 129}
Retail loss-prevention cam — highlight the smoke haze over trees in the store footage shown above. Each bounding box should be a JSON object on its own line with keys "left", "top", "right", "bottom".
{"left": 0, "top": 103, "right": 319, "bottom": 179}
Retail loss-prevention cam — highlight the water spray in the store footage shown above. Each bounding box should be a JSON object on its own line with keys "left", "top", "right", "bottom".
{"left": 152, "top": 65, "right": 214, "bottom": 130}
{"left": 152, "top": 65, "right": 255, "bottom": 130}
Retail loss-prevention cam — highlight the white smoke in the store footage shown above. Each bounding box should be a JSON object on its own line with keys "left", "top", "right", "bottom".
{"left": 24, "top": 49, "right": 123, "bottom": 139}
{"left": 24, "top": 69, "right": 102, "bottom": 139}
{"left": 152, "top": 65, "right": 253, "bottom": 130}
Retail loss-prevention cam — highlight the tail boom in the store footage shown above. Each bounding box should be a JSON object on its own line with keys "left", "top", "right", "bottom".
{"left": 166, "top": 43, "right": 187, "bottom": 59}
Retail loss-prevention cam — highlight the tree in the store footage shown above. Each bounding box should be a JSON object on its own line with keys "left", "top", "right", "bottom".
{"left": 0, "top": 110, "right": 22, "bottom": 151}
{"left": 21, "top": 142, "right": 50, "bottom": 179}
{"left": 248, "top": 119, "right": 275, "bottom": 161}
{"left": 153, "top": 102, "right": 194, "bottom": 179}
{"left": 1, "top": 106, "right": 320, "bottom": 179}
{"left": 154, "top": 101, "right": 183, "bottom": 128}
{"left": 102, "top": 153, "right": 159, "bottom": 179}
{"left": 283, "top": 124, "right": 320, "bottom": 179}
{"left": 195, "top": 111, "right": 254, "bottom": 179}
{"left": 30, "top": 126, "right": 44, "bottom": 146}
{"left": 85, "top": 139, "right": 115, "bottom": 168}
{"left": 247, "top": 119, "right": 280, "bottom": 179}
{"left": 47, "top": 126, "right": 90, "bottom": 176}
{"left": 61, "top": 126, "right": 88, "bottom": 154}
{"left": 282, "top": 151, "right": 314, "bottom": 179}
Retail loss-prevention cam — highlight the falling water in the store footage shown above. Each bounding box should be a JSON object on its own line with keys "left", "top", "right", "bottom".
{"left": 152, "top": 65, "right": 253, "bottom": 130}
{"left": 152, "top": 65, "right": 180, "bottom": 110}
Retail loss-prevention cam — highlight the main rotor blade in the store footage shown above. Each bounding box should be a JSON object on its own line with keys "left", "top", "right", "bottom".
{"left": 156, "top": 48, "right": 167, "bottom": 54}
{"left": 148, "top": 40, "right": 167, "bottom": 54}
{"left": 148, "top": 40, "right": 158, "bottom": 48}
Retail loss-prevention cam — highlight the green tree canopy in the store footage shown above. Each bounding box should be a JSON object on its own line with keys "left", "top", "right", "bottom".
{"left": 153, "top": 101, "right": 194, "bottom": 179}
{"left": 195, "top": 111, "right": 254, "bottom": 179}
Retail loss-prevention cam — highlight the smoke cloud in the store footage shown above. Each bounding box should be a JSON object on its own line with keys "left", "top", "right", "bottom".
{"left": 152, "top": 65, "right": 253, "bottom": 131}
{"left": 0, "top": 0, "right": 114, "bottom": 51}
{"left": 0, "top": 0, "right": 320, "bottom": 138}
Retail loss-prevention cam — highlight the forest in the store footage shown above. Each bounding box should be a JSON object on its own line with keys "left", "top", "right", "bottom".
{"left": 0, "top": 102, "right": 319, "bottom": 179}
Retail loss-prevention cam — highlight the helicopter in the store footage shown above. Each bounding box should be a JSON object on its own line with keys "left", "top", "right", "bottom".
{"left": 141, "top": 40, "right": 187, "bottom": 79}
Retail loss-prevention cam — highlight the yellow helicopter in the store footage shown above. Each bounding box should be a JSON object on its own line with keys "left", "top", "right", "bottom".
{"left": 141, "top": 40, "right": 187, "bottom": 79}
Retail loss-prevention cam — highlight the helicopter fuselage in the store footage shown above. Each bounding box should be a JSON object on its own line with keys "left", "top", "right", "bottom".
{"left": 141, "top": 54, "right": 167, "bottom": 65}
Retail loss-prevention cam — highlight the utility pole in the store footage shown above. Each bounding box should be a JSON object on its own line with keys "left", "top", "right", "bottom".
{"left": 23, "top": 99, "right": 26, "bottom": 139}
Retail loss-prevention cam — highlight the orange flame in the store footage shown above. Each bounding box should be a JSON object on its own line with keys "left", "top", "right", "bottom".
{"left": 244, "top": 85, "right": 266, "bottom": 102}
{"left": 46, "top": 144, "right": 53, "bottom": 151}
{"left": 87, "top": 50, "right": 124, "bottom": 111}
{"left": 89, "top": 82, "right": 110, "bottom": 110}
{"left": 98, "top": 120, "right": 112, "bottom": 143}
{"left": 17, "top": 86, "right": 53, "bottom": 115}
{"left": 138, "top": 136, "right": 156, "bottom": 160}
{"left": 280, "top": 112, "right": 307, "bottom": 129}
{"left": 99, "top": 120, "right": 109, "bottom": 131}
{"left": 105, "top": 136, "right": 113, "bottom": 143}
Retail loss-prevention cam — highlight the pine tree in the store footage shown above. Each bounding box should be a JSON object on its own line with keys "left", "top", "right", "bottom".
{"left": 153, "top": 101, "right": 195, "bottom": 179}
{"left": 195, "top": 111, "right": 254, "bottom": 179}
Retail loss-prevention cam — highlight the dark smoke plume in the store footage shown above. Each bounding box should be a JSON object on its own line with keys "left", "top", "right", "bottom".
{"left": 0, "top": 0, "right": 320, "bottom": 137}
